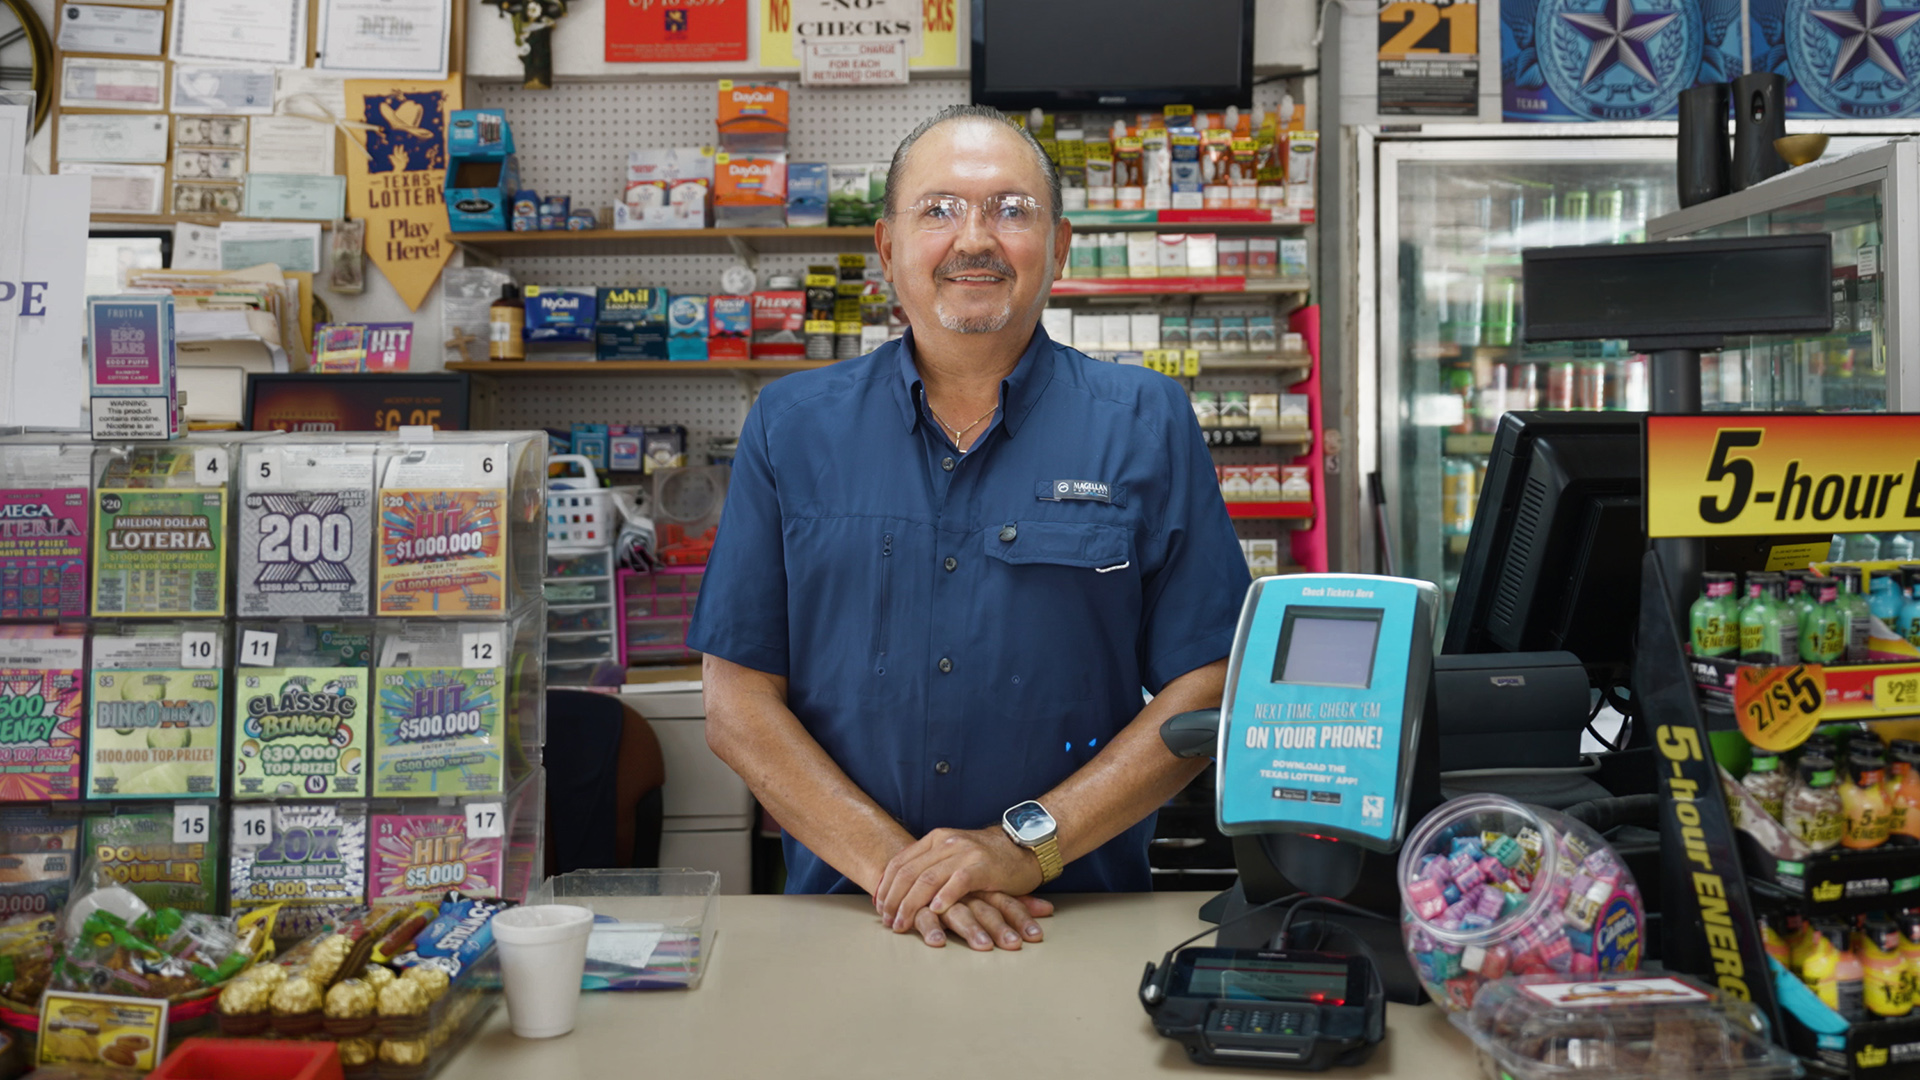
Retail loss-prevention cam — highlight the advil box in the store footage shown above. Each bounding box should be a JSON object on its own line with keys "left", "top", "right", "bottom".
{"left": 714, "top": 152, "right": 787, "bottom": 228}
{"left": 596, "top": 287, "right": 669, "bottom": 360}
{"left": 716, "top": 80, "right": 788, "bottom": 151}
{"left": 709, "top": 295, "right": 751, "bottom": 360}
{"left": 750, "top": 291, "right": 806, "bottom": 358}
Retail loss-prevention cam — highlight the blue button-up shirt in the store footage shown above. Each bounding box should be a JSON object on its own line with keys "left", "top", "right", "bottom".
{"left": 686, "top": 327, "right": 1249, "bottom": 894}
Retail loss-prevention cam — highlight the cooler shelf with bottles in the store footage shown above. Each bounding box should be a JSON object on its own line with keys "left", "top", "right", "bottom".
{"left": 1374, "top": 138, "right": 1680, "bottom": 603}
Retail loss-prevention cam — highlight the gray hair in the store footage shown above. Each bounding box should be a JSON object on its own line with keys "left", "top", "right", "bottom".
{"left": 883, "top": 104, "right": 1062, "bottom": 223}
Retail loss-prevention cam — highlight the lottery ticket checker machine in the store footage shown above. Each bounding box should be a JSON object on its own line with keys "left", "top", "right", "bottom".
{"left": 1142, "top": 573, "right": 1442, "bottom": 1069}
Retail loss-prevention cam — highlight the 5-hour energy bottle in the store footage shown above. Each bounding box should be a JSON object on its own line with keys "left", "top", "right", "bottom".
{"left": 1899, "top": 565, "right": 1920, "bottom": 647}
{"left": 1740, "top": 572, "right": 1791, "bottom": 664}
{"left": 1801, "top": 577, "right": 1846, "bottom": 664}
{"left": 1833, "top": 565, "right": 1875, "bottom": 662}
{"left": 1692, "top": 571, "right": 1740, "bottom": 657}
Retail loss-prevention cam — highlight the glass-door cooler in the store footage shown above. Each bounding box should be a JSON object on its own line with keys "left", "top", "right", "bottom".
{"left": 1371, "top": 135, "right": 1680, "bottom": 602}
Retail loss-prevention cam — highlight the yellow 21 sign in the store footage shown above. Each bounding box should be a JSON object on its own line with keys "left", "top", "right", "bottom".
{"left": 1378, "top": 0, "right": 1477, "bottom": 58}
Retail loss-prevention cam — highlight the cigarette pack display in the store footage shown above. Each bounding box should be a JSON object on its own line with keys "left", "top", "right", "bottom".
{"left": 1155, "top": 234, "right": 1189, "bottom": 277}
{"left": 1219, "top": 465, "right": 1253, "bottom": 502}
{"left": 1249, "top": 315, "right": 1277, "bottom": 351}
{"left": 1281, "top": 394, "right": 1311, "bottom": 432}
{"left": 0, "top": 626, "right": 85, "bottom": 800}
{"left": 828, "top": 163, "right": 878, "bottom": 226}
{"left": 92, "top": 443, "right": 230, "bottom": 617}
{"left": 708, "top": 295, "right": 750, "bottom": 361}
{"left": 1072, "top": 315, "right": 1102, "bottom": 352}
{"left": 1250, "top": 464, "right": 1282, "bottom": 500}
{"left": 370, "top": 609, "right": 543, "bottom": 798}
{"left": 716, "top": 80, "right": 788, "bottom": 151}
{"left": 1248, "top": 393, "right": 1279, "bottom": 427}
{"left": 1219, "top": 317, "right": 1249, "bottom": 353}
{"left": 227, "top": 801, "right": 369, "bottom": 943}
{"left": 667, "top": 295, "right": 709, "bottom": 361}
{"left": 82, "top": 804, "right": 221, "bottom": 914}
{"left": 368, "top": 772, "right": 543, "bottom": 903}
{"left": 1162, "top": 317, "right": 1190, "bottom": 349}
{"left": 523, "top": 287, "right": 596, "bottom": 343}
{"left": 1246, "top": 538, "right": 1281, "bottom": 576}
{"left": 0, "top": 805, "right": 82, "bottom": 914}
{"left": 787, "top": 162, "right": 828, "bottom": 227}
{"left": 238, "top": 442, "right": 377, "bottom": 618}
{"left": 1100, "top": 314, "right": 1132, "bottom": 353}
{"left": 1248, "top": 237, "right": 1279, "bottom": 278}
{"left": 1190, "top": 318, "right": 1219, "bottom": 350}
{"left": 1099, "top": 233, "right": 1128, "bottom": 278}
{"left": 1127, "top": 232, "right": 1158, "bottom": 279}
{"left": 232, "top": 620, "right": 374, "bottom": 799}
{"left": 1280, "top": 238, "right": 1309, "bottom": 279}
{"left": 1218, "top": 391, "right": 1250, "bottom": 425}
{"left": 1129, "top": 313, "right": 1161, "bottom": 351}
{"left": 0, "top": 438, "right": 92, "bottom": 619}
{"left": 1186, "top": 233, "right": 1218, "bottom": 277}
{"left": 375, "top": 433, "right": 545, "bottom": 617}
{"left": 1040, "top": 308, "right": 1073, "bottom": 346}
{"left": 1218, "top": 237, "right": 1249, "bottom": 274}
{"left": 1280, "top": 465, "right": 1312, "bottom": 500}
{"left": 87, "top": 622, "right": 225, "bottom": 799}
{"left": 713, "top": 152, "right": 787, "bottom": 229}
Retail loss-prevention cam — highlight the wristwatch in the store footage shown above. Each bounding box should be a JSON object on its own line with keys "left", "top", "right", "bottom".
{"left": 1002, "top": 800, "right": 1064, "bottom": 885}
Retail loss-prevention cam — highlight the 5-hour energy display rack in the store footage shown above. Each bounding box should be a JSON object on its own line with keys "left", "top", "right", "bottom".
{"left": 0, "top": 429, "right": 549, "bottom": 935}
{"left": 1640, "top": 413, "right": 1920, "bottom": 1080}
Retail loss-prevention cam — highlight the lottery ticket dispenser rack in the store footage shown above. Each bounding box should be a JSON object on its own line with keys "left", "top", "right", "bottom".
{"left": 1160, "top": 573, "right": 1445, "bottom": 1006}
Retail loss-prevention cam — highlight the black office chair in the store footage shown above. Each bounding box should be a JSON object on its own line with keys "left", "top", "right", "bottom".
{"left": 545, "top": 689, "right": 667, "bottom": 873}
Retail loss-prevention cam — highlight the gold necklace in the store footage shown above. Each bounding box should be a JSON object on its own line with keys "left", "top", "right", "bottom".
{"left": 926, "top": 400, "right": 998, "bottom": 445}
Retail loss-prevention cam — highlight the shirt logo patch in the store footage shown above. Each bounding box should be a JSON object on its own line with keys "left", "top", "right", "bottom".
{"left": 1037, "top": 479, "right": 1120, "bottom": 505}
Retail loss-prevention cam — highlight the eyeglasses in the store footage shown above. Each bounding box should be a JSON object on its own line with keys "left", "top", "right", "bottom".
{"left": 900, "top": 193, "right": 1046, "bottom": 233}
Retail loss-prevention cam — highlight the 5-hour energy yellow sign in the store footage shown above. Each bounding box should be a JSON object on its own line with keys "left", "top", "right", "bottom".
{"left": 1647, "top": 416, "right": 1920, "bottom": 538}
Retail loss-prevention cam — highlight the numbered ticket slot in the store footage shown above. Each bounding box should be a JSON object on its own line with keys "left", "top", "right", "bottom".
{"left": 239, "top": 443, "right": 378, "bottom": 619}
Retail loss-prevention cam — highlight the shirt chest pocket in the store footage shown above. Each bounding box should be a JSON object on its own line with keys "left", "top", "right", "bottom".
{"left": 984, "top": 520, "right": 1134, "bottom": 574}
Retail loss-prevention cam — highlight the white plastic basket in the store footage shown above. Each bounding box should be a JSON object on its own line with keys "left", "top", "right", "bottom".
{"left": 547, "top": 454, "right": 616, "bottom": 552}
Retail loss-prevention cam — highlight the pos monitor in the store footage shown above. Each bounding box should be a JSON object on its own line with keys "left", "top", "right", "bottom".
{"left": 1442, "top": 411, "right": 1646, "bottom": 683}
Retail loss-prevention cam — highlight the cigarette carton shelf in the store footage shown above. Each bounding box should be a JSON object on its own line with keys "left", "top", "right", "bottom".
{"left": 447, "top": 354, "right": 1312, "bottom": 377}
{"left": 1050, "top": 277, "right": 1311, "bottom": 297}
{"left": 1226, "top": 502, "right": 1313, "bottom": 521}
{"left": 1061, "top": 208, "right": 1315, "bottom": 229}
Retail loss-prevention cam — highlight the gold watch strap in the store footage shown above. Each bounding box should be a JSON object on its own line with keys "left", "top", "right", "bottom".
{"left": 1031, "top": 835, "right": 1064, "bottom": 884}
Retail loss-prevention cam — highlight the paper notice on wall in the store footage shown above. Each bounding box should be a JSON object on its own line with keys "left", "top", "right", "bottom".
{"left": 0, "top": 178, "right": 90, "bottom": 429}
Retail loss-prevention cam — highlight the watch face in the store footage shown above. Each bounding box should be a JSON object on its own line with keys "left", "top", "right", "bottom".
{"left": 1008, "top": 801, "right": 1054, "bottom": 843}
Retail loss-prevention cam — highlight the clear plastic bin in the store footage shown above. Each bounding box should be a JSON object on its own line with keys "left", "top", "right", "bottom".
{"left": 544, "top": 579, "right": 610, "bottom": 606}
{"left": 547, "top": 605, "right": 614, "bottom": 634}
{"left": 1451, "top": 973, "right": 1803, "bottom": 1080}
{"left": 532, "top": 868, "right": 718, "bottom": 990}
{"left": 625, "top": 615, "right": 690, "bottom": 652}
{"left": 548, "top": 632, "right": 615, "bottom": 663}
{"left": 1398, "top": 794, "right": 1644, "bottom": 1012}
{"left": 623, "top": 593, "right": 694, "bottom": 619}
{"left": 546, "top": 550, "right": 611, "bottom": 579}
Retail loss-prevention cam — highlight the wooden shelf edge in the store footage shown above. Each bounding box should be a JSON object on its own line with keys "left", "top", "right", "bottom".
{"left": 448, "top": 360, "right": 837, "bottom": 374}
{"left": 449, "top": 226, "right": 876, "bottom": 244}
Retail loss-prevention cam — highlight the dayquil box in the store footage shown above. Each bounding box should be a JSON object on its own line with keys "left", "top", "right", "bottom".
{"left": 709, "top": 295, "right": 751, "bottom": 360}
{"left": 714, "top": 152, "right": 787, "bottom": 228}
{"left": 716, "top": 80, "right": 789, "bottom": 151}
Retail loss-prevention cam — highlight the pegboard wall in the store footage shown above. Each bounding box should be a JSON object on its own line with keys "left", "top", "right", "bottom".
{"left": 475, "top": 374, "right": 760, "bottom": 455}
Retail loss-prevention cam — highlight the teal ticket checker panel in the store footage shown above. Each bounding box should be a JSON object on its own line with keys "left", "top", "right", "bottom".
{"left": 1216, "top": 574, "right": 1439, "bottom": 852}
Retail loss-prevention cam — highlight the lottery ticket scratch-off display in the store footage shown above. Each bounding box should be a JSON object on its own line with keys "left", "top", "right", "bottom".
{"left": 376, "top": 489, "right": 505, "bottom": 615}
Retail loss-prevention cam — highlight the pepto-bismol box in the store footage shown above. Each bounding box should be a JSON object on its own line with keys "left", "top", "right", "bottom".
{"left": 238, "top": 445, "right": 376, "bottom": 617}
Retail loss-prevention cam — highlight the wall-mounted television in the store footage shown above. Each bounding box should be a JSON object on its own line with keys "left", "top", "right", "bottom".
{"left": 971, "top": 0, "right": 1255, "bottom": 111}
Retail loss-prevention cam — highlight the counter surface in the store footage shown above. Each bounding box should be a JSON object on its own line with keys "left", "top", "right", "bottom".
{"left": 444, "top": 892, "right": 1482, "bottom": 1080}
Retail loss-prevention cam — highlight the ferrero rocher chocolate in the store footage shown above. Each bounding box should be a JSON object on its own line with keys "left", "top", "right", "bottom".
{"left": 379, "top": 1038, "right": 431, "bottom": 1066}
{"left": 402, "top": 965, "right": 450, "bottom": 1002}
{"left": 220, "top": 978, "right": 270, "bottom": 1016}
{"left": 326, "top": 978, "right": 376, "bottom": 1018}
{"left": 308, "top": 934, "right": 353, "bottom": 985}
{"left": 271, "top": 976, "right": 323, "bottom": 1016}
{"left": 338, "top": 1038, "right": 377, "bottom": 1067}
{"left": 363, "top": 964, "right": 397, "bottom": 989}
{"left": 378, "top": 978, "right": 429, "bottom": 1018}
{"left": 243, "top": 963, "right": 289, "bottom": 987}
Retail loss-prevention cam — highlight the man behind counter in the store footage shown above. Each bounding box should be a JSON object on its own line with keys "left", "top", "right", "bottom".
{"left": 687, "top": 105, "right": 1250, "bottom": 952}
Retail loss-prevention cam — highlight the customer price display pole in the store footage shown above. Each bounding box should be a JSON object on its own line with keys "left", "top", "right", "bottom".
{"left": 1517, "top": 235, "right": 1838, "bottom": 1053}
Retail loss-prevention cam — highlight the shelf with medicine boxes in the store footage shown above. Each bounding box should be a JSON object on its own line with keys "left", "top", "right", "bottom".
{"left": 447, "top": 226, "right": 878, "bottom": 260}
{"left": 448, "top": 360, "right": 836, "bottom": 376}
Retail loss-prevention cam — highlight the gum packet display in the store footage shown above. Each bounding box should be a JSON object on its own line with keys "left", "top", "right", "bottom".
{"left": 87, "top": 625, "right": 224, "bottom": 799}
{"left": 0, "top": 627, "right": 86, "bottom": 800}
{"left": 238, "top": 443, "right": 378, "bottom": 618}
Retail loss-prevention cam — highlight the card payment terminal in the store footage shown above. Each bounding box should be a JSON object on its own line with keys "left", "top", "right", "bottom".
{"left": 1142, "top": 947, "right": 1384, "bottom": 1070}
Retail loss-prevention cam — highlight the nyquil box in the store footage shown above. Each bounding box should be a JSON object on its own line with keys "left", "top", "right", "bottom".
{"left": 237, "top": 445, "right": 377, "bottom": 617}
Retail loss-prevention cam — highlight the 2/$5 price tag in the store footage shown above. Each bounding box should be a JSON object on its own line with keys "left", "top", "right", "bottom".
{"left": 1735, "top": 663, "right": 1828, "bottom": 751}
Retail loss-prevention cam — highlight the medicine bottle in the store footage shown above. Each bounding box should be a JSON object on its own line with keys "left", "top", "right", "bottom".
{"left": 488, "top": 284, "right": 525, "bottom": 361}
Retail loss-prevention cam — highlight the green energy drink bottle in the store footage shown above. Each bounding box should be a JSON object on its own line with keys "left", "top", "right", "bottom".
{"left": 1899, "top": 565, "right": 1920, "bottom": 647}
{"left": 1834, "top": 565, "right": 1874, "bottom": 662}
{"left": 1770, "top": 575, "right": 1801, "bottom": 663}
{"left": 1784, "top": 569, "right": 1816, "bottom": 624}
{"left": 1692, "top": 571, "right": 1740, "bottom": 657}
{"left": 1802, "top": 576, "right": 1846, "bottom": 663}
{"left": 1741, "top": 572, "right": 1790, "bottom": 664}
